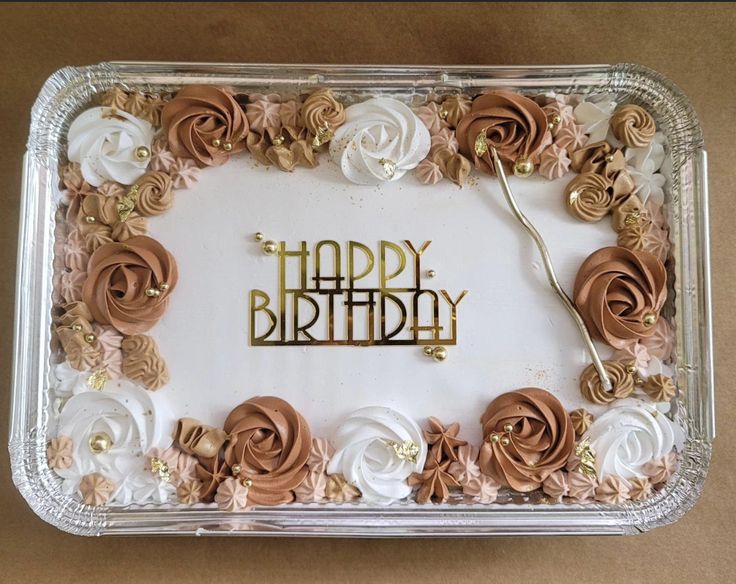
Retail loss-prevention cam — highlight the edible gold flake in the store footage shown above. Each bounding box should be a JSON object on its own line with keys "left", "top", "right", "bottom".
{"left": 624, "top": 211, "right": 641, "bottom": 226}
{"left": 575, "top": 438, "right": 597, "bottom": 479}
{"left": 150, "top": 457, "right": 171, "bottom": 482}
{"left": 474, "top": 131, "right": 488, "bottom": 157}
{"left": 116, "top": 185, "right": 139, "bottom": 222}
{"left": 378, "top": 158, "right": 396, "bottom": 178}
{"left": 87, "top": 369, "right": 108, "bottom": 391}
{"left": 312, "top": 124, "right": 334, "bottom": 147}
{"left": 387, "top": 440, "right": 420, "bottom": 464}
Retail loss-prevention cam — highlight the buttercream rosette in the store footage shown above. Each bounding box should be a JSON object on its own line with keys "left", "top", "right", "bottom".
{"left": 53, "top": 378, "right": 174, "bottom": 504}
{"left": 573, "top": 246, "right": 667, "bottom": 349}
{"left": 67, "top": 107, "right": 155, "bottom": 187}
{"left": 162, "top": 85, "right": 248, "bottom": 166}
{"left": 82, "top": 235, "right": 178, "bottom": 335}
{"left": 583, "top": 399, "right": 676, "bottom": 481}
{"left": 479, "top": 388, "right": 574, "bottom": 492}
{"left": 223, "top": 396, "right": 312, "bottom": 506}
{"left": 455, "top": 90, "right": 550, "bottom": 175}
{"left": 329, "top": 97, "right": 431, "bottom": 184}
{"left": 327, "top": 406, "right": 428, "bottom": 505}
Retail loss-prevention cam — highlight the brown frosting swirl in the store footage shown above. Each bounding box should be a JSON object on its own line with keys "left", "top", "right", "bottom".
{"left": 479, "top": 387, "right": 574, "bottom": 492}
{"left": 579, "top": 360, "right": 635, "bottom": 404}
{"left": 175, "top": 418, "right": 229, "bottom": 459}
{"left": 433, "top": 147, "right": 472, "bottom": 186}
{"left": 611, "top": 194, "right": 647, "bottom": 232}
{"left": 441, "top": 95, "right": 472, "bottom": 128}
{"left": 642, "top": 373, "right": 676, "bottom": 402}
{"left": 569, "top": 408, "right": 594, "bottom": 436}
{"left": 223, "top": 396, "right": 312, "bottom": 506}
{"left": 610, "top": 104, "right": 656, "bottom": 148}
{"left": 56, "top": 304, "right": 101, "bottom": 370}
{"left": 455, "top": 91, "right": 550, "bottom": 175}
{"left": 162, "top": 85, "right": 248, "bottom": 167}
{"left": 134, "top": 171, "right": 174, "bottom": 217}
{"left": 82, "top": 235, "right": 178, "bottom": 335}
{"left": 302, "top": 88, "right": 346, "bottom": 141}
{"left": 573, "top": 246, "right": 667, "bottom": 348}
{"left": 565, "top": 172, "right": 614, "bottom": 222}
{"left": 121, "top": 334, "right": 169, "bottom": 390}
{"left": 570, "top": 141, "right": 634, "bottom": 200}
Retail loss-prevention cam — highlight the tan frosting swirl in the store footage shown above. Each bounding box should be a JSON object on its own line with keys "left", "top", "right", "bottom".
{"left": 441, "top": 95, "right": 472, "bottom": 128}
{"left": 456, "top": 91, "right": 550, "bottom": 175}
{"left": 433, "top": 147, "right": 471, "bottom": 186}
{"left": 195, "top": 456, "right": 231, "bottom": 502}
{"left": 570, "top": 141, "right": 634, "bottom": 200}
{"left": 579, "top": 360, "right": 635, "bottom": 404}
{"left": 642, "top": 374, "right": 676, "bottom": 402}
{"left": 177, "top": 480, "right": 203, "bottom": 504}
{"left": 79, "top": 472, "right": 115, "bottom": 506}
{"left": 479, "top": 387, "right": 574, "bottom": 492}
{"left": 302, "top": 88, "right": 346, "bottom": 139}
{"left": 265, "top": 143, "right": 297, "bottom": 171}
{"left": 565, "top": 172, "right": 614, "bottom": 222}
{"left": 162, "top": 85, "right": 248, "bottom": 167}
{"left": 611, "top": 104, "right": 656, "bottom": 148}
{"left": 121, "top": 334, "right": 170, "bottom": 390}
{"left": 574, "top": 246, "right": 667, "bottom": 348}
{"left": 569, "top": 408, "right": 594, "bottom": 436}
{"left": 82, "top": 236, "right": 177, "bottom": 335}
{"left": 174, "top": 418, "right": 229, "bottom": 460}
{"left": 617, "top": 222, "right": 652, "bottom": 252}
{"left": 134, "top": 171, "right": 174, "bottom": 217}
{"left": 47, "top": 436, "right": 74, "bottom": 470}
{"left": 223, "top": 396, "right": 312, "bottom": 506}
{"left": 594, "top": 474, "right": 630, "bottom": 504}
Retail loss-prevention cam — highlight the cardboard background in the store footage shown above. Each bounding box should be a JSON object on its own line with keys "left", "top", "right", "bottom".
{"left": 1, "top": 3, "right": 734, "bottom": 582}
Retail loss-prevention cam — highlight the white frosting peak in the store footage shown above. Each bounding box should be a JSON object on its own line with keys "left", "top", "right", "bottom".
{"left": 327, "top": 406, "right": 427, "bottom": 505}
{"left": 329, "top": 98, "right": 431, "bottom": 184}
{"left": 67, "top": 106, "right": 154, "bottom": 186}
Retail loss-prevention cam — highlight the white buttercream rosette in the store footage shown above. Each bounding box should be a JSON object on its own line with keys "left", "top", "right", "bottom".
{"left": 329, "top": 97, "right": 431, "bottom": 184}
{"left": 583, "top": 399, "right": 675, "bottom": 481}
{"left": 327, "top": 406, "right": 427, "bottom": 505}
{"left": 67, "top": 106, "right": 155, "bottom": 186}
{"left": 54, "top": 378, "right": 175, "bottom": 504}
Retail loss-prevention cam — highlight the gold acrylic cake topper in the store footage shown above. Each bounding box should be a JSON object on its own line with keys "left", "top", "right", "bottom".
{"left": 249, "top": 240, "right": 467, "bottom": 346}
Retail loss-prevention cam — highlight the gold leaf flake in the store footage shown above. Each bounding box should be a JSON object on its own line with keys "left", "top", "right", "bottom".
{"left": 387, "top": 440, "right": 420, "bottom": 464}
{"left": 474, "top": 131, "right": 488, "bottom": 157}
{"left": 86, "top": 369, "right": 108, "bottom": 391}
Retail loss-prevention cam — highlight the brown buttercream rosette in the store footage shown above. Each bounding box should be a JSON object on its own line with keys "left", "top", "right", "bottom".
{"left": 162, "top": 85, "right": 248, "bottom": 167}
{"left": 82, "top": 235, "right": 178, "bottom": 335}
{"left": 573, "top": 246, "right": 666, "bottom": 349}
{"left": 301, "top": 88, "right": 346, "bottom": 138}
{"left": 455, "top": 91, "right": 550, "bottom": 175}
{"left": 479, "top": 388, "right": 574, "bottom": 492}
{"left": 610, "top": 104, "right": 656, "bottom": 148}
{"left": 223, "top": 396, "right": 311, "bottom": 506}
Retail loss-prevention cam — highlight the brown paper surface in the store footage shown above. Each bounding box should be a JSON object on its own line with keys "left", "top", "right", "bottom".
{"left": 0, "top": 3, "right": 734, "bottom": 583}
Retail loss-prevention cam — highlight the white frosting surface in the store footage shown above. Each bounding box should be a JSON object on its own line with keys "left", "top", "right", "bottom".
{"left": 67, "top": 106, "right": 154, "bottom": 186}
{"left": 326, "top": 406, "right": 427, "bottom": 504}
{"left": 330, "top": 97, "right": 431, "bottom": 184}
{"left": 149, "top": 156, "right": 619, "bottom": 444}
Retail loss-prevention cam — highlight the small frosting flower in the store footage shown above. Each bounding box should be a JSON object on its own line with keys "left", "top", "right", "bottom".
{"left": 121, "top": 334, "right": 170, "bottom": 390}
{"left": 430, "top": 127, "right": 459, "bottom": 155}
{"left": 150, "top": 139, "right": 177, "bottom": 172}
{"left": 168, "top": 157, "right": 201, "bottom": 189}
{"left": 610, "top": 104, "right": 656, "bottom": 148}
{"left": 177, "top": 480, "right": 203, "bottom": 504}
{"left": 573, "top": 98, "right": 617, "bottom": 143}
{"left": 583, "top": 400, "right": 676, "bottom": 480}
{"left": 644, "top": 223, "right": 670, "bottom": 262}
{"left": 408, "top": 458, "right": 460, "bottom": 504}
{"left": 223, "top": 396, "right": 312, "bottom": 506}
{"left": 554, "top": 123, "right": 588, "bottom": 153}
{"left": 416, "top": 101, "right": 449, "bottom": 135}
{"left": 573, "top": 247, "right": 667, "bottom": 349}
{"left": 441, "top": 95, "right": 472, "bottom": 128}
{"left": 617, "top": 222, "right": 651, "bottom": 251}
{"left": 195, "top": 456, "right": 231, "bottom": 502}
{"left": 594, "top": 474, "right": 630, "bottom": 504}
{"left": 79, "top": 472, "right": 115, "bottom": 506}
{"left": 245, "top": 93, "right": 282, "bottom": 135}
{"left": 626, "top": 132, "right": 666, "bottom": 173}
{"left": 329, "top": 97, "right": 431, "bottom": 184}
{"left": 414, "top": 159, "right": 443, "bottom": 185}
{"left": 424, "top": 417, "right": 466, "bottom": 461}
{"left": 628, "top": 476, "right": 653, "bottom": 501}
{"left": 327, "top": 406, "right": 427, "bottom": 505}
{"left": 214, "top": 477, "right": 250, "bottom": 511}
{"left": 463, "top": 474, "right": 500, "bottom": 503}
{"left": 643, "top": 450, "right": 677, "bottom": 485}
{"left": 538, "top": 143, "right": 571, "bottom": 180}
{"left": 82, "top": 235, "right": 178, "bottom": 335}
{"left": 565, "top": 172, "right": 616, "bottom": 222}
{"left": 294, "top": 470, "right": 327, "bottom": 503}
{"left": 307, "top": 437, "right": 335, "bottom": 475}
{"left": 567, "top": 470, "right": 597, "bottom": 501}
{"left": 613, "top": 341, "right": 651, "bottom": 371}
{"left": 629, "top": 159, "right": 666, "bottom": 204}
{"left": 302, "top": 88, "right": 346, "bottom": 143}
{"left": 639, "top": 317, "right": 674, "bottom": 361}
{"left": 579, "top": 360, "right": 635, "bottom": 405}
{"left": 47, "top": 436, "right": 74, "bottom": 470}
{"left": 642, "top": 374, "right": 676, "bottom": 402}
{"left": 455, "top": 91, "right": 550, "bottom": 174}
{"left": 479, "top": 388, "right": 574, "bottom": 492}
{"left": 448, "top": 444, "right": 481, "bottom": 484}
{"left": 162, "top": 85, "right": 248, "bottom": 167}
{"left": 542, "top": 469, "right": 569, "bottom": 502}
{"left": 569, "top": 409, "right": 594, "bottom": 436}
{"left": 542, "top": 101, "right": 574, "bottom": 137}
{"left": 93, "top": 324, "right": 123, "bottom": 379}
{"left": 67, "top": 107, "right": 155, "bottom": 187}
{"left": 133, "top": 171, "right": 174, "bottom": 217}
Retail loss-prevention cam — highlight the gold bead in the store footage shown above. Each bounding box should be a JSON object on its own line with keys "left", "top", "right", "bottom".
{"left": 88, "top": 431, "right": 112, "bottom": 454}
{"left": 145, "top": 287, "right": 160, "bottom": 297}
{"left": 262, "top": 240, "right": 279, "bottom": 255}
{"left": 242, "top": 478, "right": 253, "bottom": 488}
{"left": 231, "top": 464, "right": 242, "bottom": 475}
{"left": 604, "top": 153, "right": 615, "bottom": 163}
{"left": 84, "top": 333, "right": 96, "bottom": 344}
{"left": 626, "top": 364, "right": 637, "bottom": 375}
{"left": 254, "top": 232, "right": 264, "bottom": 242}
{"left": 422, "top": 346, "right": 434, "bottom": 357}
{"left": 212, "top": 138, "right": 222, "bottom": 148}
{"left": 438, "top": 109, "right": 448, "bottom": 120}
{"left": 643, "top": 313, "right": 657, "bottom": 327}
{"left": 551, "top": 114, "right": 561, "bottom": 125}
{"left": 513, "top": 157, "right": 534, "bottom": 178}
{"left": 72, "top": 323, "right": 83, "bottom": 332}
{"left": 271, "top": 136, "right": 285, "bottom": 147}
{"left": 432, "top": 346, "right": 448, "bottom": 362}
{"left": 159, "top": 282, "right": 170, "bottom": 291}
{"left": 500, "top": 436, "right": 511, "bottom": 446}
{"left": 85, "top": 215, "right": 96, "bottom": 224}
{"left": 134, "top": 146, "right": 151, "bottom": 161}
{"left": 427, "top": 269, "right": 436, "bottom": 279}
{"left": 503, "top": 423, "right": 513, "bottom": 433}
{"left": 223, "top": 141, "right": 233, "bottom": 152}
{"left": 490, "top": 434, "right": 500, "bottom": 444}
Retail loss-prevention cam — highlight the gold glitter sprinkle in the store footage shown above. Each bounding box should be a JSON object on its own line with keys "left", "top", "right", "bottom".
{"left": 387, "top": 440, "right": 420, "bottom": 464}
{"left": 474, "top": 131, "right": 488, "bottom": 157}
{"left": 150, "top": 457, "right": 171, "bottom": 482}
{"left": 575, "top": 438, "right": 597, "bottom": 479}
{"left": 86, "top": 369, "right": 108, "bottom": 391}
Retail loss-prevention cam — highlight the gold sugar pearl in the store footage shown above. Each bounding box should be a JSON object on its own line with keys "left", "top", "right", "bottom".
{"left": 231, "top": 464, "right": 242, "bottom": 475}
{"left": 490, "top": 434, "right": 500, "bottom": 444}
{"left": 254, "top": 232, "right": 264, "bottom": 242}
{"left": 439, "top": 109, "right": 449, "bottom": 120}
{"left": 422, "top": 346, "right": 434, "bottom": 357}
{"left": 643, "top": 313, "right": 658, "bottom": 327}
{"left": 427, "top": 269, "right": 436, "bottom": 279}
{"left": 548, "top": 114, "right": 562, "bottom": 130}
{"left": 134, "top": 146, "right": 151, "bottom": 161}
{"left": 84, "top": 333, "right": 96, "bottom": 344}
{"left": 88, "top": 431, "right": 113, "bottom": 454}
{"left": 212, "top": 138, "right": 222, "bottom": 148}
{"left": 626, "top": 364, "right": 638, "bottom": 375}
{"left": 223, "top": 141, "right": 233, "bottom": 152}
{"left": 242, "top": 478, "right": 253, "bottom": 488}
{"left": 513, "top": 157, "right": 534, "bottom": 178}
{"left": 159, "top": 282, "right": 170, "bottom": 291}
{"left": 503, "top": 423, "right": 513, "bottom": 433}
{"left": 262, "top": 240, "right": 279, "bottom": 256}
{"left": 72, "top": 323, "right": 83, "bottom": 332}
{"left": 432, "top": 346, "right": 448, "bottom": 362}
{"left": 500, "top": 436, "right": 511, "bottom": 446}
{"left": 85, "top": 215, "right": 96, "bottom": 224}
{"left": 271, "top": 136, "right": 285, "bottom": 147}
{"left": 604, "top": 153, "right": 615, "bottom": 163}
{"left": 145, "top": 287, "right": 161, "bottom": 297}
